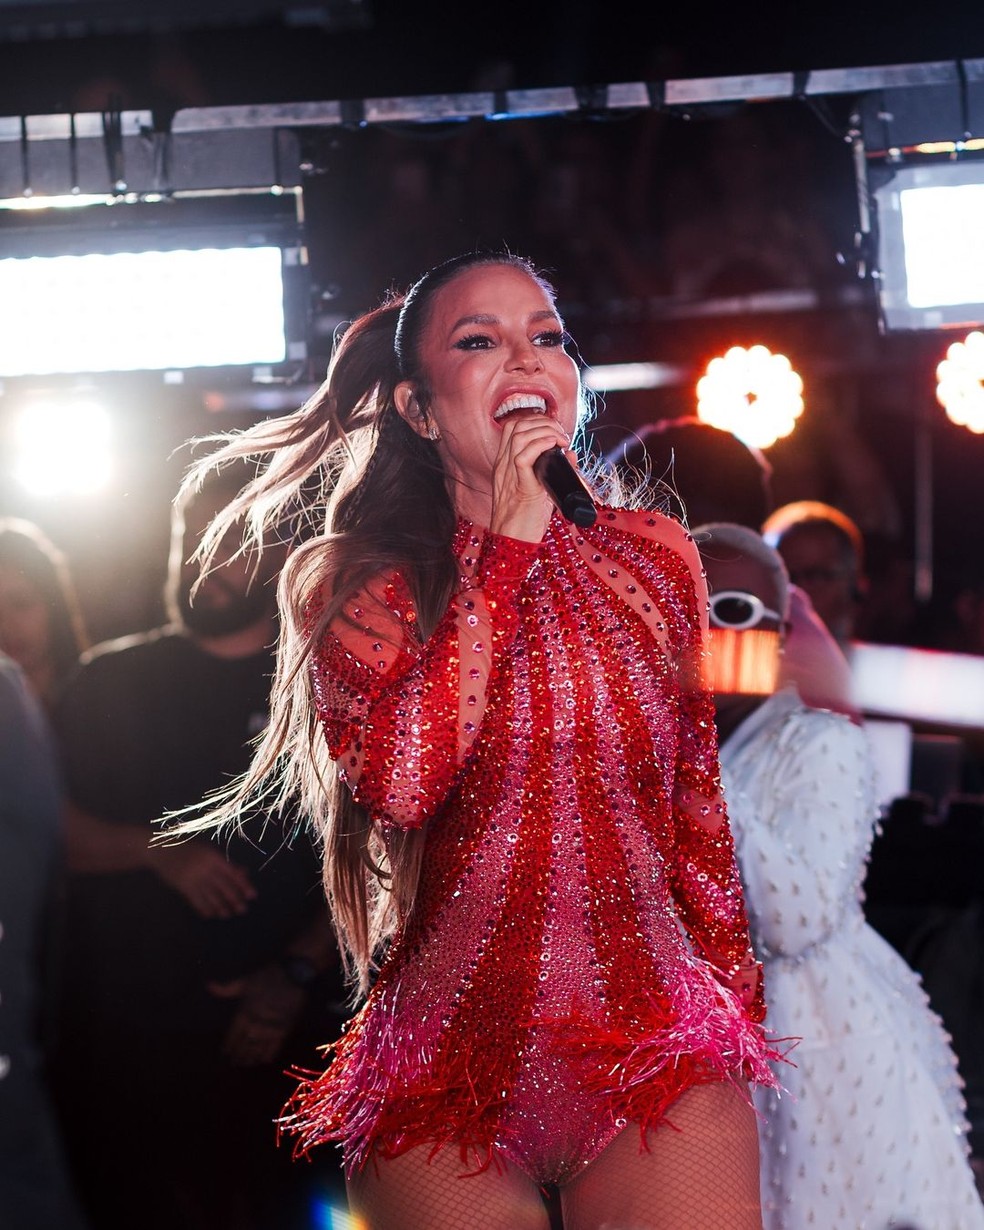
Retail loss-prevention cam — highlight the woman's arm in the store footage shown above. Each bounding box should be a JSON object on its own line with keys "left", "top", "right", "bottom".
{"left": 659, "top": 527, "right": 764, "bottom": 1017}
{"left": 309, "top": 531, "right": 540, "bottom": 829}
{"left": 670, "top": 675, "right": 764, "bottom": 1018}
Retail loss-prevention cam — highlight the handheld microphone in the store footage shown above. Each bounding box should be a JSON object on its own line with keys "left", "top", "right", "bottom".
{"left": 533, "top": 447, "right": 597, "bottom": 527}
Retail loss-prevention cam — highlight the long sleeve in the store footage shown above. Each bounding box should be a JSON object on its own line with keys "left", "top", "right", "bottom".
{"left": 308, "top": 530, "right": 540, "bottom": 829}
{"left": 655, "top": 527, "right": 763, "bottom": 1014}
{"left": 727, "top": 712, "right": 873, "bottom": 959}
{"left": 670, "top": 669, "right": 763, "bottom": 1015}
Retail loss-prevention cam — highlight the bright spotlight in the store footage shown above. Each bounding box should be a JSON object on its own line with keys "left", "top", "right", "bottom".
{"left": 695, "top": 344, "right": 804, "bottom": 448}
{"left": 0, "top": 246, "right": 287, "bottom": 376}
{"left": 871, "top": 160, "right": 984, "bottom": 331}
{"left": 13, "top": 399, "right": 113, "bottom": 496}
{"left": 936, "top": 330, "right": 984, "bottom": 433}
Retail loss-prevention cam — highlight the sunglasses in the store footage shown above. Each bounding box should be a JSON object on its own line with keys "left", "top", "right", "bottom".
{"left": 708, "top": 590, "right": 783, "bottom": 631}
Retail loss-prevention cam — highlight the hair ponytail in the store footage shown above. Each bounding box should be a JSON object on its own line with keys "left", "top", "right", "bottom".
{"left": 167, "top": 293, "right": 460, "bottom": 995}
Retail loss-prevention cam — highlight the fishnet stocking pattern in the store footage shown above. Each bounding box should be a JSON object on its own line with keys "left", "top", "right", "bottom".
{"left": 561, "top": 1081, "right": 763, "bottom": 1230}
{"left": 346, "top": 1147, "right": 552, "bottom": 1230}
{"left": 344, "top": 1082, "right": 762, "bottom": 1230}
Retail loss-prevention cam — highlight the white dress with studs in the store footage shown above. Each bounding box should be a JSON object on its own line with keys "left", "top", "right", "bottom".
{"left": 719, "top": 685, "right": 984, "bottom": 1229}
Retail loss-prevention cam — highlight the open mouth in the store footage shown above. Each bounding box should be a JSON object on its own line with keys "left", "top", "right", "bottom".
{"left": 493, "top": 393, "right": 549, "bottom": 422}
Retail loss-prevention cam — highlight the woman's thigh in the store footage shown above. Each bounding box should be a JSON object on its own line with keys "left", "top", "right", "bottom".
{"left": 346, "top": 1142, "right": 554, "bottom": 1230}
{"left": 560, "top": 1080, "right": 763, "bottom": 1230}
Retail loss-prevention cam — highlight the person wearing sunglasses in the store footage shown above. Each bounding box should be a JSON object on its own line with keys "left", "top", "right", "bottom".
{"left": 605, "top": 417, "right": 860, "bottom": 722}
{"left": 695, "top": 520, "right": 984, "bottom": 1230}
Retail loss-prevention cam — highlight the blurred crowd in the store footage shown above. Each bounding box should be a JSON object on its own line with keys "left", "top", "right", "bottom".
{"left": 0, "top": 485, "right": 348, "bottom": 1230}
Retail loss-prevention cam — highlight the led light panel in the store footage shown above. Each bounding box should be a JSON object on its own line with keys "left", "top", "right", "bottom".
{"left": 0, "top": 245, "right": 287, "bottom": 375}
{"left": 874, "top": 160, "right": 984, "bottom": 330}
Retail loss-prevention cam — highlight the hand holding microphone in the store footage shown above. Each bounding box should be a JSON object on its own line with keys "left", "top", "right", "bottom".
{"left": 491, "top": 408, "right": 598, "bottom": 540}
{"left": 533, "top": 446, "right": 597, "bottom": 527}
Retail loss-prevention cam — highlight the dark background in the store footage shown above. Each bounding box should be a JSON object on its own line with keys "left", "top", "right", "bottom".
{"left": 0, "top": 1, "right": 980, "bottom": 109}
{"left": 1, "top": 0, "right": 983, "bottom": 647}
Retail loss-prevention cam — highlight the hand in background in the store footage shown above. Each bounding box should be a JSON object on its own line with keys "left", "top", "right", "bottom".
{"left": 209, "top": 964, "right": 307, "bottom": 1066}
{"left": 65, "top": 801, "right": 257, "bottom": 918}
{"left": 150, "top": 840, "right": 256, "bottom": 919}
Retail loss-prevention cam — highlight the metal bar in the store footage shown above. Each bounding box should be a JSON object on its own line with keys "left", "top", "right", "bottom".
{"left": 2, "top": 57, "right": 982, "bottom": 145}
{"left": 665, "top": 73, "right": 795, "bottom": 105}
{"left": 1, "top": 55, "right": 982, "bottom": 201}
{"left": 172, "top": 101, "right": 343, "bottom": 133}
{"left": 806, "top": 60, "right": 966, "bottom": 96}
{"left": 913, "top": 400, "right": 935, "bottom": 605}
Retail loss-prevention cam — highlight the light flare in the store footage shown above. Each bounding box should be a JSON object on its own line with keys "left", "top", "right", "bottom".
{"left": 695, "top": 344, "right": 804, "bottom": 449}
{"left": 12, "top": 398, "right": 113, "bottom": 496}
{"left": 936, "top": 329, "right": 984, "bottom": 433}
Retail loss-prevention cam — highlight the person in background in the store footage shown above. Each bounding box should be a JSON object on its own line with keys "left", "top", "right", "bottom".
{"left": 172, "top": 251, "right": 780, "bottom": 1230}
{"left": 761, "top": 498, "right": 868, "bottom": 652}
{"left": 930, "top": 562, "right": 984, "bottom": 658}
{"left": 49, "top": 464, "right": 344, "bottom": 1230}
{"left": 604, "top": 415, "right": 775, "bottom": 532}
{"left": 0, "top": 518, "right": 89, "bottom": 712}
{"left": 605, "top": 417, "right": 858, "bottom": 719}
{"left": 0, "top": 651, "right": 89, "bottom": 1230}
{"left": 697, "top": 519, "right": 984, "bottom": 1229}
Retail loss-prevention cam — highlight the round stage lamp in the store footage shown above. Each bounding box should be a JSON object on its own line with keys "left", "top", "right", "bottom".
{"left": 936, "top": 330, "right": 984, "bottom": 433}
{"left": 696, "top": 344, "right": 804, "bottom": 449}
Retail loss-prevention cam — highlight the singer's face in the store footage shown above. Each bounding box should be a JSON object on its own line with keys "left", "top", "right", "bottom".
{"left": 410, "top": 264, "right": 581, "bottom": 510}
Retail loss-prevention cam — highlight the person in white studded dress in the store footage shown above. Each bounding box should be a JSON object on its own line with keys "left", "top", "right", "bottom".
{"left": 696, "top": 521, "right": 984, "bottom": 1230}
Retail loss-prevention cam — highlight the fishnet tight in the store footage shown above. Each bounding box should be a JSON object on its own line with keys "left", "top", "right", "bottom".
{"left": 345, "top": 1080, "right": 763, "bottom": 1229}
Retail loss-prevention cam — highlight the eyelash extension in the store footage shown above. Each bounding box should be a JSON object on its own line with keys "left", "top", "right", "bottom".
{"left": 453, "top": 328, "right": 569, "bottom": 351}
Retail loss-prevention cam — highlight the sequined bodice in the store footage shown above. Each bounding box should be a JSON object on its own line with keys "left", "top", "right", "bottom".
{"left": 294, "top": 506, "right": 775, "bottom": 1182}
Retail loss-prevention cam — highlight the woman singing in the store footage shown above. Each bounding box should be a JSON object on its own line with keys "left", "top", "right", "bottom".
{"left": 177, "top": 251, "right": 780, "bottom": 1229}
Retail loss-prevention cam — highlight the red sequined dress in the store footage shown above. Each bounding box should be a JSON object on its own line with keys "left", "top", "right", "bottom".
{"left": 288, "top": 505, "right": 780, "bottom": 1184}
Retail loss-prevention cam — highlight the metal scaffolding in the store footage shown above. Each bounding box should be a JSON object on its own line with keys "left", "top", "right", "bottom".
{"left": 0, "top": 56, "right": 982, "bottom": 198}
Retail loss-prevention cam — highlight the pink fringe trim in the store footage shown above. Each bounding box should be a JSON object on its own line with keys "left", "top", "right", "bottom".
{"left": 555, "top": 964, "right": 795, "bottom": 1133}
{"left": 279, "top": 966, "right": 795, "bottom": 1176}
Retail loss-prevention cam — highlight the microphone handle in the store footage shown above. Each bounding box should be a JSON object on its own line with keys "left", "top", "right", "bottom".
{"left": 533, "top": 447, "right": 597, "bottom": 527}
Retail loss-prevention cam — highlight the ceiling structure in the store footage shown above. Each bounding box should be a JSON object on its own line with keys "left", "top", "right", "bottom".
{"left": 0, "top": 0, "right": 982, "bottom": 107}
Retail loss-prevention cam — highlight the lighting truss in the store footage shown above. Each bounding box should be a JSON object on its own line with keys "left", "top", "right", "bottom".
{"left": 0, "top": 58, "right": 982, "bottom": 199}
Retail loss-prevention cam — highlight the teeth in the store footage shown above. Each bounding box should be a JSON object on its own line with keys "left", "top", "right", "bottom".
{"left": 494, "top": 394, "right": 548, "bottom": 420}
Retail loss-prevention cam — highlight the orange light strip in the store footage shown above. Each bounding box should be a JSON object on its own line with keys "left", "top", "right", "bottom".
{"left": 702, "top": 628, "right": 783, "bottom": 696}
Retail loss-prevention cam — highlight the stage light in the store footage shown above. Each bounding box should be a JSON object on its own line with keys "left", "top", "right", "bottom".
{"left": 871, "top": 159, "right": 984, "bottom": 331}
{"left": 12, "top": 398, "right": 113, "bottom": 496}
{"left": 851, "top": 642, "right": 984, "bottom": 728}
{"left": 0, "top": 193, "right": 119, "bottom": 211}
{"left": 0, "top": 246, "right": 287, "bottom": 376}
{"left": 913, "top": 139, "right": 984, "bottom": 155}
{"left": 583, "top": 361, "right": 687, "bottom": 392}
{"left": 935, "top": 330, "right": 984, "bottom": 432}
{"left": 695, "top": 344, "right": 804, "bottom": 448}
